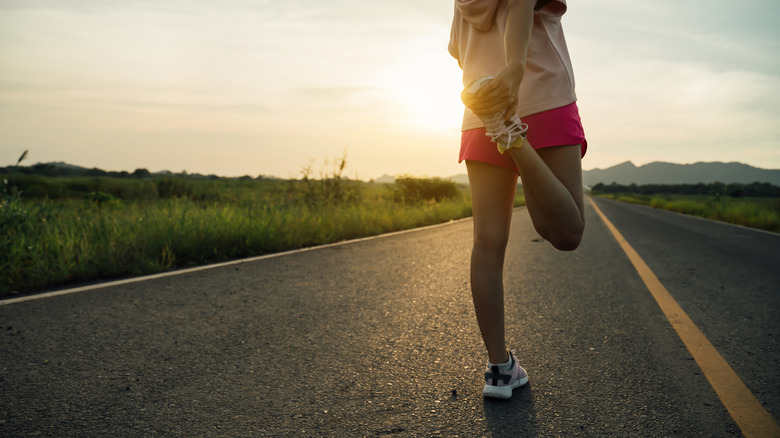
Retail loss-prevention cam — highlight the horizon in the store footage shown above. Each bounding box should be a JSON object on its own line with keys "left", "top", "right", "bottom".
{"left": 8, "top": 157, "right": 780, "bottom": 182}
{"left": 2, "top": 1, "right": 779, "bottom": 179}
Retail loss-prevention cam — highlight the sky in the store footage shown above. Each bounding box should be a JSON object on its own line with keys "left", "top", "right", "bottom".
{"left": 1, "top": 0, "right": 779, "bottom": 179}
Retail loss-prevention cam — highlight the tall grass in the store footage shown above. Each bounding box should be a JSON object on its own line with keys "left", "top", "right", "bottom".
{"left": 2, "top": 149, "right": 534, "bottom": 295}
{"left": 4, "top": 157, "right": 530, "bottom": 295}
{"left": 595, "top": 193, "right": 780, "bottom": 233}
{"left": 2, "top": 194, "right": 474, "bottom": 294}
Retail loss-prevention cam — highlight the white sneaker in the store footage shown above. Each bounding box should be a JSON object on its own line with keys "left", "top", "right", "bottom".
{"left": 483, "top": 349, "right": 529, "bottom": 400}
{"left": 463, "top": 76, "right": 528, "bottom": 154}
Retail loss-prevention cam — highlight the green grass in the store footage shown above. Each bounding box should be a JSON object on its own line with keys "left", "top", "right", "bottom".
{"left": 593, "top": 193, "right": 780, "bottom": 233}
{"left": 1, "top": 174, "right": 525, "bottom": 296}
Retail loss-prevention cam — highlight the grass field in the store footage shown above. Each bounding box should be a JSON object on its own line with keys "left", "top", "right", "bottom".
{"left": 1, "top": 172, "right": 524, "bottom": 296}
{"left": 593, "top": 193, "right": 780, "bottom": 233}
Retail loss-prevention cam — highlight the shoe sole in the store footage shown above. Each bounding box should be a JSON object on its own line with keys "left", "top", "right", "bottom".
{"left": 463, "top": 75, "right": 494, "bottom": 96}
{"left": 463, "top": 76, "right": 526, "bottom": 153}
{"left": 482, "top": 375, "right": 529, "bottom": 400}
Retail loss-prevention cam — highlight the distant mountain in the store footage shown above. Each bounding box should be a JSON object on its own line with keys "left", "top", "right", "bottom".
{"left": 449, "top": 174, "right": 470, "bottom": 185}
{"left": 441, "top": 161, "right": 780, "bottom": 187}
{"left": 46, "top": 161, "right": 87, "bottom": 171}
{"left": 373, "top": 174, "right": 396, "bottom": 184}
{"left": 583, "top": 161, "right": 780, "bottom": 187}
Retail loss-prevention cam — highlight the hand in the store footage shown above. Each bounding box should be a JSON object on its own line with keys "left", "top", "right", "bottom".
{"left": 461, "top": 63, "right": 525, "bottom": 119}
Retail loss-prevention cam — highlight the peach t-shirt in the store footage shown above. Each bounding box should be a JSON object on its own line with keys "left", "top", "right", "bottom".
{"left": 449, "top": 0, "right": 577, "bottom": 131}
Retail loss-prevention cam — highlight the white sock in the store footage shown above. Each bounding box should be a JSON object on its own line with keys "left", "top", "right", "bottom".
{"left": 488, "top": 353, "right": 512, "bottom": 369}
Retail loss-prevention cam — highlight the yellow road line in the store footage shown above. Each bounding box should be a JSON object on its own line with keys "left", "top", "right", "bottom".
{"left": 589, "top": 197, "right": 780, "bottom": 438}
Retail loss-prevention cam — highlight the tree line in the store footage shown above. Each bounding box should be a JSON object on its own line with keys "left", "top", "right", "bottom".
{"left": 0, "top": 162, "right": 269, "bottom": 181}
{"left": 590, "top": 182, "right": 780, "bottom": 198}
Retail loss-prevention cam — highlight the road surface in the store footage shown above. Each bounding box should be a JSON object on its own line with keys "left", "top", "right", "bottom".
{"left": 1, "top": 196, "right": 778, "bottom": 437}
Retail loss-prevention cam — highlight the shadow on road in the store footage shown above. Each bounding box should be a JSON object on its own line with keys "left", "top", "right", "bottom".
{"left": 483, "top": 383, "right": 537, "bottom": 437}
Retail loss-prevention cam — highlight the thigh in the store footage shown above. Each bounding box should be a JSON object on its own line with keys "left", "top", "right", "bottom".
{"left": 466, "top": 160, "right": 518, "bottom": 246}
{"left": 535, "top": 144, "right": 584, "bottom": 218}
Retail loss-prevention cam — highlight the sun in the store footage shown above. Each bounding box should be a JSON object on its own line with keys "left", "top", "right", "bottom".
{"left": 378, "top": 42, "right": 465, "bottom": 135}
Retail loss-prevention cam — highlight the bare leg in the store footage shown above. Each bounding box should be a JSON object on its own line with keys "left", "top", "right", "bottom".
{"left": 507, "top": 142, "right": 584, "bottom": 251}
{"left": 466, "top": 160, "right": 518, "bottom": 364}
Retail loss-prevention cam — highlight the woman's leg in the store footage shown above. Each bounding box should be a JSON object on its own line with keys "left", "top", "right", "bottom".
{"left": 507, "top": 143, "right": 585, "bottom": 251}
{"left": 466, "top": 159, "right": 518, "bottom": 364}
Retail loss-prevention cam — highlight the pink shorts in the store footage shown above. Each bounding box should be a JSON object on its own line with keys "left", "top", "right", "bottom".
{"left": 459, "top": 102, "right": 587, "bottom": 174}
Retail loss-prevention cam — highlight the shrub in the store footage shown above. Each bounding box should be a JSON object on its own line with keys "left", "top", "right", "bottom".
{"left": 285, "top": 155, "right": 363, "bottom": 207}
{"left": 393, "top": 177, "right": 461, "bottom": 204}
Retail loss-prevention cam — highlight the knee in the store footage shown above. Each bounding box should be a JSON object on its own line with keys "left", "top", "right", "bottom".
{"left": 534, "top": 218, "right": 584, "bottom": 251}
{"left": 550, "top": 234, "right": 582, "bottom": 251}
{"left": 473, "top": 230, "right": 510, "bottom": 255}
{"left": 547, "top": 225, "right": 584, "bottom": 251}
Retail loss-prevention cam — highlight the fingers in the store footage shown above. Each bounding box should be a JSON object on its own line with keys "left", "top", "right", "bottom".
{"left": 465, "top": 91, "right": 515, "bottom": 117}
{"left": 475, "top": 100, "right": 514, "bottom": 117}
{"left": 461, "top": 78, "right": 517, "bottom": 117}
{"left": 478, "top": 80, "right": 508, "bottom": 101}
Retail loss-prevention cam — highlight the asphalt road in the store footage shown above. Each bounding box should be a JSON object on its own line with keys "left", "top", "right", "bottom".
{"left": 1, "top": 197, "right": 778, "bottom": 437}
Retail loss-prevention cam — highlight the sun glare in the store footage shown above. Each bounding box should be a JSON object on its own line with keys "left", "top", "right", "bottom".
{"left": 378, "top": 44, "right": 464, "bottom": 135}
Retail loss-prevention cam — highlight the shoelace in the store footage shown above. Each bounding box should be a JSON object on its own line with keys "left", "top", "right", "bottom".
{"left": 483, "top": 113, "right": 528, "bottom": 147}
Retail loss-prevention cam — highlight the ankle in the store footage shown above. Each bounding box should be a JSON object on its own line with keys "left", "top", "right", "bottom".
{"left": 488, "top": 350, "right": 510, "bottom": 366}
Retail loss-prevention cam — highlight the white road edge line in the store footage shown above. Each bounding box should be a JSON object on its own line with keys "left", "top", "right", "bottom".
{"left": 2, "top": 216, "right": 475, "bottom": 306}
{"left": 598, "top": 196, "right": 780, "bottom": 236}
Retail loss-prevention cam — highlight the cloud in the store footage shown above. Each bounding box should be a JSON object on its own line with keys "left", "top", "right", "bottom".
{"left": 568, "top": 0, "right": 780, "bottom": 75}
{"left": 2, "top": 0, "right": 778, "bottom": 176}
{"left": 566, "top": 0, "right": 780, "bottom": 168}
